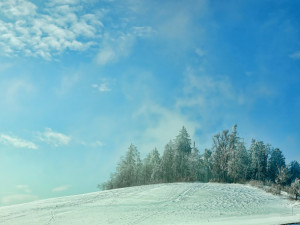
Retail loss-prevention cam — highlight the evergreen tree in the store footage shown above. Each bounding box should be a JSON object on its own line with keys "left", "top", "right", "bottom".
{"left": 142, "top": 153, "right": 154, "bottom": 185}
{"left": 202, "top": 148, "right": 213, "bottom": 182}
{"left": 227, "top": 125, "right": 245, "bottom": 182}
{"left": 142, "top": 148, "right": 161, "bottom": 184}
{"left": 102, "top": 144, "right": 142, "bottom": 189}
{"left": 173, "top": 149, "right": 189, "bottom": 181}
{"left": 288, "top": 161, "right": 300, "bottom": 183}
{"left": 189, "top": 142, "right": 202, "bottom": 181}
{"left": 212, "top": 130, "right": 230, "bottom": 182}
{"left": 228, "top": 141, "right": 249, "bottom": 182}
{"left": 175, "top": 126, "right": 192, "bottom": 155}
{"left": 249, "top": 139, "right": 270, "bottom": 181}
{"left": 161, "top": 141, "right": 175, "bottom": 183}
{"left": 268, "top": 148, "right": 286, "bottom": 182}
{"left": 173, "top": 127, "right": 192, "bottom": 181}
{"left": 149, "top": 148, "right": 162, "bottom": 183}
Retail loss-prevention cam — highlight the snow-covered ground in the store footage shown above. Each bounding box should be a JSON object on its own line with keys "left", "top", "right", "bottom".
{"left": 0, "top": 183, "right": 299, "bottom": 225}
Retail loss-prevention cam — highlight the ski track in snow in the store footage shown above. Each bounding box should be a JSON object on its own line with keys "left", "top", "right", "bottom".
{"left": 0, "top": 183, "right": 300, "bottom": 225}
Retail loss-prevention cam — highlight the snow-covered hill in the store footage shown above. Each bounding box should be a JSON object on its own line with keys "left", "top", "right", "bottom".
{"left": 0, "top": 183, "right": 299, "bottom": 225}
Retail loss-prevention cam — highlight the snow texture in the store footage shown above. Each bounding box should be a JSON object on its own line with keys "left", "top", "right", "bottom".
{"left": 0, "top": 183, "right": 299, "bottom": 225}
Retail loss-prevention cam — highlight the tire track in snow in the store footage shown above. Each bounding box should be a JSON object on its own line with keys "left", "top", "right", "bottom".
{"left": 128, "top": 183, "right": 201, "bottom": 225}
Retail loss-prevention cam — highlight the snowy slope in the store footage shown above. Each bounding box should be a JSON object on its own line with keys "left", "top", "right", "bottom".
{"left": 0, "top": 183, "right": 299, "bottom": 225}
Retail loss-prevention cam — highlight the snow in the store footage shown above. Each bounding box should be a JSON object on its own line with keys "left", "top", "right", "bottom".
{"left": 0, "top": 183, "right": 300, "bottom": 225}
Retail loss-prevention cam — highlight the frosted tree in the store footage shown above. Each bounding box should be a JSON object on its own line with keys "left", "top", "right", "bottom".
{"left": 212, "top": 130, "right": 230, "bottom": 182}
{"left": 142, "top": 152, "right": 154, "bottom": 185}
{"left": 173, "top": 127, "right": 192, "bottom": 181}
{"left": 106, "top": 144, "right": 142, "bottom": 189}
{"left": 228, "top": 141, "right": 250, "bottom": 182}
{"left": 290, "top": 178, "right": 300, "bottom": 200}
{"left": 161, "top": 141, "right": 175, "bottom": 182}
{"left": 268, "top": 148, "right": 286, "bottom": 182}
{"left": 142, "top": 148, "right": 162, "bottom": 184}
{"left": 202, "top": 149, "right": 213, "bottom": 182}
{"left": 173, "top": 149, "right": 189, "bottom": 181}
{"left": 275, "top": 166, "right": 289, "bottom": 187}
{"left": 249, "top": 139, "right": 270, "bottom": 181}
{"left": 175, "top": 126, "right": 192, "bottom": 155}
{"left": 189, "top": 142, "right": 202, "bottom": 181}
{"left": 227, "top": 125, "right": 246, "bottom": 182}
{"left": 288, "top": 161, "right": 300, "bottom": 183}
{"left": 126, "top": 144, "right": 143, "bottom": 186}
{"left": 149, "top": 148, "right": 162, "bottom": 183}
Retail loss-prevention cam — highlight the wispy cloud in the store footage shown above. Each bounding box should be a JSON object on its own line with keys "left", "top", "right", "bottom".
{"left": 289, "top": 51, "right": 300, "bottom": 59}
{"left": 91, "top": 140, "right": 104, "bottom": 147}
{"left": 56, "top": 73, "right": 80, "bottom": 95}
{"left": 0, "top": 0, "right": 103, "bottom": 59}
{"left": 5, "top": 79, "right": 35, "bottom": 103}
{"left": 0, "top": 134, "right": 38, "bottom": 149}
{"left": 133, "top": 104, "right": 200, "bottom": 154}
{"left": 38, "top": 128, "right": 71, "bottom": 147}
{"left": 78, "top": 139, "right": 104, "bottom": 148}
{"left": 176, "top": 66, "right": 239, "bottom": 109}
{"left": 0, "top": 62, "right": 13, "bottom": 72}
{"left": 1, "top": 194, "right": 38, "bottom": 205}
{"left": 52, "top": 185, "right": 71, "bottom": 192}
{"left": 16, "top": 185, "right": 32, "bottom": 193}
{"left": 96, "top": 27, "right": 153, "bottom": 65}
{"left": 92, "top": 83, "right": 111, "bottom": 92}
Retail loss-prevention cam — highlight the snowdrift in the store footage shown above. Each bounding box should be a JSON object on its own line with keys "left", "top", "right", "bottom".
{"left": 0, "top": 183, "right": 300, "bottom": 225}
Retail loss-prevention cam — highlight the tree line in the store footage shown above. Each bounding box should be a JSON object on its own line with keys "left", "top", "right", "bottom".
{"left": 99, "top": 125, "right": 300, "bottom": 199}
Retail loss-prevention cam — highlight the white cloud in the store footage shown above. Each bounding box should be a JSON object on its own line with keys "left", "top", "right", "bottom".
{"left": 5, "top": 79, "right": 35, "bottom": 103}
{"left": 39, "top": 128, "right": 71, "bottom": 147}
{"left": 1, "top": 194, "right": 38, "bottom": 205}
{"left": 176, "top": 67, "right": 237, "bottom": 109}
{"left": 289, "top": 51, "right": 300, "bottom": 59}
{"left": 96, "top": 33, "right": 134, "bottom": 65}
{"left": 195, "top": 48, "right": 205, "bottom": 57}
{"left": 0, "top": 0, "right": 103, "bottom": 59}
{"left": 0, "top": 134, "right": 38, "bottom": 149}
{"left": 0, "top": 63, "right": 13, "bottom": 72}
{"left": 0, "top": 0, "right": 156, "bottom": 61}
{"left": 96, "top": 47, "right": 117, "bottom": 65}
{"left": 133, "top": 104, "right": 200, "bottom": 154}
{"left": 91, "top": 141, "right": 104, "bottom": 147}
{"left": 48, "top": 0, "right": 80, "bottom": 6}
{"left": 56, "top": 73, "right": 80, "bottom": 95}
{"left": 52, "top": 185, "right": 71, "bottom": 192}
{"left": 0, "top": 0, "right": 37, "bottom": 18}
{"left": 92, "top": 83, "right": 111, "bottom": 92}
{"left": 78, "top": 139, "right": 104, "bottom": 148}
{"left": 16, "top": 185, "right": 31, "bottom": 193}
{"left": 0, "top": 78, "right": 35, "bottom": 112}
{"left": 96, "top": 27, "right": 153, "bottom": 65}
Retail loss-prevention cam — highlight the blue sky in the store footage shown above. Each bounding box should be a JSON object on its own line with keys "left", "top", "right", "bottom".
{"left": 0, "top": 0, "right": 299, "bottom": 206}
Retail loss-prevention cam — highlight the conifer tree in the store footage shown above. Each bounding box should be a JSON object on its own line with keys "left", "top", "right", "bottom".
{"left": 175, "top": 126, "right": 192, "bottom": 155}
{"left": 212, "top": 130, "right": 230, "bottom": 182}
{"left": 268, "top": 148, "right": 286, "bottom": 182}
{"left": 249, "top": 139, "right": 270, "bottom": 181}
{"left": 161, "top": 141, "right": 175, "bottom": 183}
{"left": 173, "top": 127, "right": 192, "bottom": 181}
{"left": 228, "top": 141, "right": 249, "bottom": 182}
{"left": 202, "top": 149, "right": 213, "bottom": 182}
{"left": 189, "top": 142, "right": 202, "bottom": 181}
{"left": 288, "top": 161, "right": 300, "bottom": 183}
